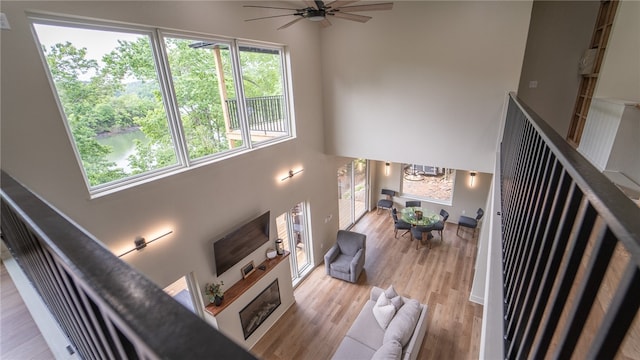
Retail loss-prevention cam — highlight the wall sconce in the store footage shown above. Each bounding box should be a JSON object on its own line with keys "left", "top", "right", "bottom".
{"left": 281, "top": 168, "right": 303, "bottom": 181}
{"left": 469, "top": 171, "right": 477, "bottom": 187}
{"left": 118, "top": 230, "right": 173, "bottom": 257}
{"left": 385, "top": 162, "right": 390, "bottom": 176}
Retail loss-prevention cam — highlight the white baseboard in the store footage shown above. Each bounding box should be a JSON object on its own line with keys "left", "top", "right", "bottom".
{"left": 468, "top": 293, "right": 484, "bottom": 305}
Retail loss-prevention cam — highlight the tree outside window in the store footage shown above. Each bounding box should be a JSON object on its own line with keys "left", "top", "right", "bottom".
{"left": 32, "top": 19, "right": 291, "bottom": 195}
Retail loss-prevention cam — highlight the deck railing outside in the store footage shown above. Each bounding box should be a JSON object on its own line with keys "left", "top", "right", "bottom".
{"left": 496, "top": 94, "right": 640, "bottom": 359}
{"left": 226, "top": 95, "right": 286, "bottom": 133}
{"left": 0, "top": 171, "right": 256, "bottom": 360}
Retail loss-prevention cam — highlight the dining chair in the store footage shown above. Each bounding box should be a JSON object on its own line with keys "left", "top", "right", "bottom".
{"left": 405, "top": 200, "right": 421, "bottom": 208}
{"left": 432, "top": 209, "right": 449, "bottom": 240}
{"left": 392, "top": 208, "right": 412, "bottom": 238}
{"left": 456, "top": 208, "right": 484, "bottom": 238}
{"left": 377, "top": 189, "right": 396, "bottom": 215}
{"left": 410, "top": 224, "right": 436, "bottom": 249}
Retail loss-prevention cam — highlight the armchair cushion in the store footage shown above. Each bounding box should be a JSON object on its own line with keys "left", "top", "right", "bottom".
{"left": 338, "top": 232, "right": 365, "bottom": 256}
{"left": 330, "top": 254, "right": 353, "bottom": 273}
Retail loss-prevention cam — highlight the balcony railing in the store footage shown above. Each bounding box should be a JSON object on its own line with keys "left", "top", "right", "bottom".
{"left": 226, "top": 95, "right": 286, "bottom": 133}
{"left": 489, "top": 94, "right": 640, "bottom": 359}
{"left": 0, "top": 171, "right": 256, "bottom": 360}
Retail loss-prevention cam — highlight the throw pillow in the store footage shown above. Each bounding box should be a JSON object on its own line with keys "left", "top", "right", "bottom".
{"left": 372, "top": 293, "right": 396, "bottom": 329}
{"left": 384, "top": 285, "right": 398, "bottom": 299}
{"left": 383, "top": 299, "right": 421, "bottom": 347}
{"left": 390, "top": 295, "right": 404, "bottom": 311}
{"left": 371, "top": 340, "right": 402, "bottom": 360}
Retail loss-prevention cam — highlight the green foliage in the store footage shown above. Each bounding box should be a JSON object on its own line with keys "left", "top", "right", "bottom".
{"left": 164, "top": 38, "right": 230, "bottom": 159}
{"left": 240, "top": 50, "right": 283, "bottom": 97}
{"left": 41, "top": 28, "right": 284, "bottom": 189}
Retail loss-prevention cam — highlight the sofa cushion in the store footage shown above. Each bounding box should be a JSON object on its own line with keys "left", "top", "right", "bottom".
{"left": 330, "top": 254, "right": 353, "bottom": 273}
{"left": 346, "top": 301, "right": 386, "bottom": 351}
{"left": 384, "top": 285, "right": 398, "bottom": 299}
{"left": 380, "top": 285, "right": 404, "bottom": 311}
{"left": 332, "top": 335, "right": 377, "bottom": 360}
{"left": 390, "top": 296, "right": 404, "bottom": 311}
{"left": 373, "top": 293, "right": 396, "bottom": 329}
{"left": 371, "top": 340, "right": 402, "bottom": 360}
{"left": 383, "top": 299, "right": 421, "bottom": 347}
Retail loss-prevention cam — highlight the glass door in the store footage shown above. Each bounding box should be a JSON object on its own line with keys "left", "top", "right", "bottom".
{"left": 353, "top": 159, "right": 368, "bottom": 221}
{"left": 338, "top": 159, "right": 369, "bottom": 230}
{"left": 276, "top": 202, "right": 312, "bottom": 284}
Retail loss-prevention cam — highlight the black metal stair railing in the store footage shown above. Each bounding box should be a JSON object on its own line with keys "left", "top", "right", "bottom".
{"left": 0, "top": 171, "right": 256, "bottom": 360}
{"left": 500, "top": 94, "right": 640, "bottom": 359}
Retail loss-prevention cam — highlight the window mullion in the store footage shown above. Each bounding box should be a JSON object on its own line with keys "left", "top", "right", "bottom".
{"left": 280, "top": 50, "right": 292, "bottom": 135}
{"left": 230, "top": 40, "right": 251, "bottom": 149}
{"left": 154, "top": 30, "right": 190, "bottom": 166}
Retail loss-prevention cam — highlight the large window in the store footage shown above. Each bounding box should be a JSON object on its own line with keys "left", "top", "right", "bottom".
{"left": 32, "top": 17, "right": 291, "bottom": 196}
{"left": 401, "top": 164, "right": 455, "bottom": 205}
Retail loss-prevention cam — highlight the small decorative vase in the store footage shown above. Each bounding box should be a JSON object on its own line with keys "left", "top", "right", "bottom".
{"left": 214, "top": 295, "right": 224, "bottom": 306}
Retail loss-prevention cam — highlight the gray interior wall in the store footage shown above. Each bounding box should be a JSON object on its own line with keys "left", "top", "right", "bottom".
{"left": 516, "top": 0, "right": 600, "bottom": 137}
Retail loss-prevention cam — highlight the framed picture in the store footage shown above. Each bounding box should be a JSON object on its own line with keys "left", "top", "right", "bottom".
{"left": 241, "top": 261, "right": 255, "bottom": 278}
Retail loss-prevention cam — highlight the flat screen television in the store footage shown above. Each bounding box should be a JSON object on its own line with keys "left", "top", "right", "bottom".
{"left": 213, "top": 211, "right": 270, "bottom": 276}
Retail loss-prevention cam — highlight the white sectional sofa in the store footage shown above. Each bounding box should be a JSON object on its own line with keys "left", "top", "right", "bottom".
{"left": 331, "top": 286, "right": 428, "bottom": 360}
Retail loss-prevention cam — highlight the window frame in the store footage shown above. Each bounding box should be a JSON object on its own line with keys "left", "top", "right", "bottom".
{"left": 30, "top": 14, "right": 294, "bottom": 197}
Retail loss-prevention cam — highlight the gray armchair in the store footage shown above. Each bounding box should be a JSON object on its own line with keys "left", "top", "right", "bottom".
{"left": 324, "top": 230, "right": 366, "bottom": 283}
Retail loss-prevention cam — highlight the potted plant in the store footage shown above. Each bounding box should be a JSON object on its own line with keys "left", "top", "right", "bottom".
{"left": 205, "top": 281, "right": 225, "bottom": 306}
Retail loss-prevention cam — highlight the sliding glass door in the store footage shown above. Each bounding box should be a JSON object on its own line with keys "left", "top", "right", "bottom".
{"left": 276, "top": 202, "right": 311, "bottom": 284}
{"left": 337, "top": 159, "right": 368, "bottom": 230}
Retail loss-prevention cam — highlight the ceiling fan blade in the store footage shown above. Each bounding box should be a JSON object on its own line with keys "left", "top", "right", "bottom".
{"left": 320, "top": 18, "right": 332, "bottom": 28}
{"left": 278, "top": 17, "right": 304, "bottom": 30}
{"left": 331, "top": 11, "right": 371, "bottom": 23}
{"left": 326, "top": 1, "right": 359, "bottom": 8}
{"left": 245, "top": 13, "right": 300, "bottom": 21}
{"left": 338, "top": 2, "right": 393, "bottom": 12}
{"left": 303, "top": 0, "right": 319, "bottom": 9}
{"left": 243, "top": 5, "right": 300, "bottom": 10}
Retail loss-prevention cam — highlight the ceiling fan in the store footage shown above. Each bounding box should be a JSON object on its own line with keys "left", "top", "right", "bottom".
{"left": 244, "top": 1, "right": 393, "bottom": 30}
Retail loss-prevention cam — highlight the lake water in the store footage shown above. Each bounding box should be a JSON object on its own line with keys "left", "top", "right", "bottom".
{"left": 97, "top": 129, "right": 147, "bottom": 172}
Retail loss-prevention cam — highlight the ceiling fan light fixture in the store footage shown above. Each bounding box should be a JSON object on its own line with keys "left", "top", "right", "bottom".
{"left": 244, "top": 1, "right": 394, "bottom": 30}
{"left": 305, "top": 9, "right": 326, "bottom": 21}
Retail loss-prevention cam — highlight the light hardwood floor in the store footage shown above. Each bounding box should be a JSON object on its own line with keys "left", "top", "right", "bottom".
{"left": 251, "top": 210, "right": 483, "bottom": 360}
{"left": 0, "top": 261, "right": 54, "bottom": 360}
